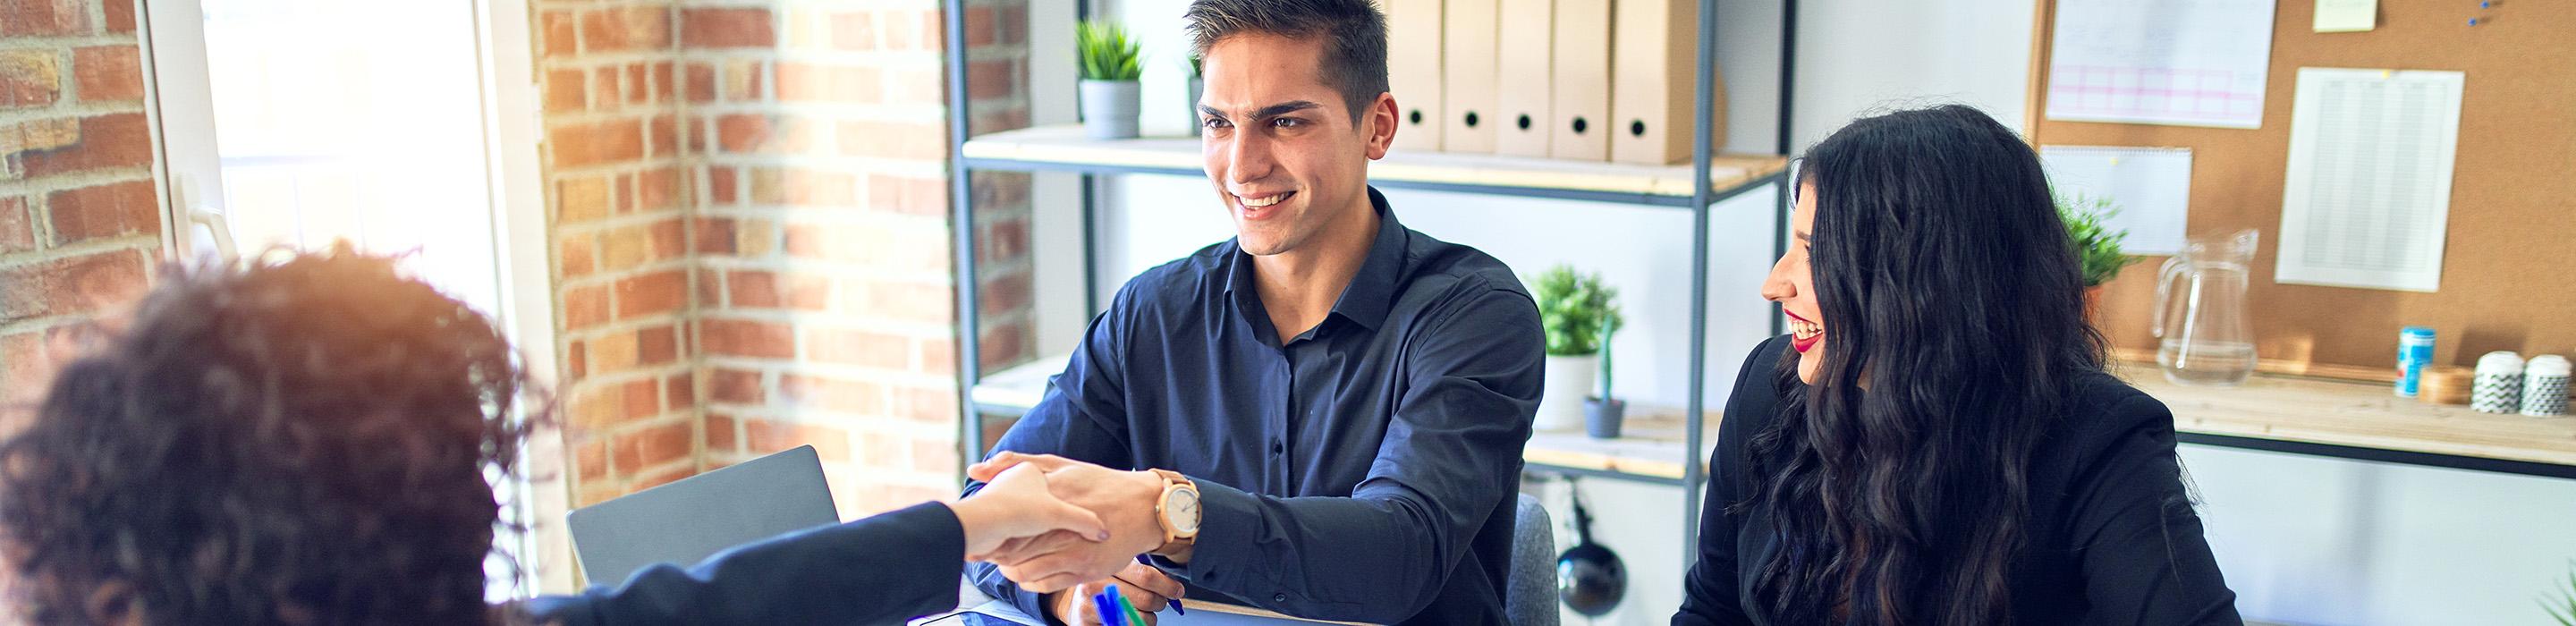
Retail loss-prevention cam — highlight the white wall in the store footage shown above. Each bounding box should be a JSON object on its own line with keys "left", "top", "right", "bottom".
{"left": 1015, "top": 2, "right": 2576, "bottom": 624}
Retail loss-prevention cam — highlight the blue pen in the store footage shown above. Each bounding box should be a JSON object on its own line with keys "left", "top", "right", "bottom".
{"left": 1091, "top": 588, "right": 1125, "bottom": 626}
{"left": 1135, "top": 555, "right": 1186, "bottom": 615}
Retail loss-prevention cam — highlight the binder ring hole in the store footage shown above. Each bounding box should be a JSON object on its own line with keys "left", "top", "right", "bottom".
{"left": 1572, "top": 117, "right": 1589, "bottom": 134}
{"left": 1464, "top": 112, "right": 1480, "bottom": 128}
{"left": 1630, "top": 121, "right": 1648, "bottom": 137}
{"left": 1408, "top": 110, "right": 1424, "bottom": 125}
{"left": 1516, "top": 114, "right": 1532, "bottom": 131}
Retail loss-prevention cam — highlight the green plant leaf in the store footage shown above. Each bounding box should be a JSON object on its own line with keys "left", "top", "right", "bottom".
{"left": 2057, "top": 192, "right": 2142, "bottom": 287}
{"left": 1075, "top": 21, "right": 1144, "bottom": 81}
{"left": 1530, "top": 265, "right": 1619, "bottom": 358}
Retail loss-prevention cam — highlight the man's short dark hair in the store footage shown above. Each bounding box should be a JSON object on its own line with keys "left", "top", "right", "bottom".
{"left": 1185, "top": 0, "right": 1391, "bottom": 123}
{"left": 0, "top": 249, "right": 540, "bottom": 624}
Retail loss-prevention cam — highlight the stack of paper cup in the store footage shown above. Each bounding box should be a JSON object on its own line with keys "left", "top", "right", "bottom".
{"left": 2521, "top": 355, "right": 2570, "bottom": 417}
{"left": 2472, "top": 351, "right": 2525, "bottom": 414}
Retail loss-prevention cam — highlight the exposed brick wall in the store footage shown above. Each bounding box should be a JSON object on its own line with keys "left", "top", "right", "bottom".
{"left": 0, "top": 0, "right": 158, "bottom": 410}
{"left": 540, "top": 0, "right": 1034, "bottom": 520}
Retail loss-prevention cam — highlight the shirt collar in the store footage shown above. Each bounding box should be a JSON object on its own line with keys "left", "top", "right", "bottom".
{"left": 1222, "top": 186, "right": 1410, "bottom": 335}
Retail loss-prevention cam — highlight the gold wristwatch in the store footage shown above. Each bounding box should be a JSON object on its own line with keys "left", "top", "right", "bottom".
{"left": 1148, "top": 469, "right": 1200, "bottom": 554}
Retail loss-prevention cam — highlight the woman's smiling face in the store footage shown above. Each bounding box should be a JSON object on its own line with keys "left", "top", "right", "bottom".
{"left": 1763, "top": 182, "right": 1826, "bottom": 384}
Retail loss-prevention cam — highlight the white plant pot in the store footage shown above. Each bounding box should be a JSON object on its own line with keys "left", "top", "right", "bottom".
{"left": 1538, "top": 354, "right": 1598, "bottom": 431}
{"left": 1079, "top": 80, "right": 1141, "bottom": 140}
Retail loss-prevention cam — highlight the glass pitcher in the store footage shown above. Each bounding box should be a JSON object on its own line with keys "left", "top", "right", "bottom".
{"left": 2155, "top": 229, "right": 2259, "bottom": 387}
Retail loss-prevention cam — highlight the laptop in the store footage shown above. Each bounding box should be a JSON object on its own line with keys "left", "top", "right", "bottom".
{"left": 566, "top": 445, "right": 840, "bottom": 586}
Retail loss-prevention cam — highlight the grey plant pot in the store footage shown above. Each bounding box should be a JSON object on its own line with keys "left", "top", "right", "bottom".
{"left": 1080, "top": 80, "right": 1141, "bottom": 140}
{"left": 1584, "top": 398, "right": 1626, "bottom": 440}
{"left": 1187, "top": 77, "right": 1205, "bottom": 137}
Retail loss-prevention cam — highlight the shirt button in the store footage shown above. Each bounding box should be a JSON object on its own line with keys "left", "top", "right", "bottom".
{"left": 1269, "top": 439, "right": 1284, "bottom": 455}
{"left": 1273, "top": 593, "right": 1289, "bottom": 603}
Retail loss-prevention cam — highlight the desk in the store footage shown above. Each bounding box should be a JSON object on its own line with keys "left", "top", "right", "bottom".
{"left": 2118, "top": 362, "right": 2576, "bottom": 479}
{"left": 918, "top": 579, "right": 1376, "bottom": 626}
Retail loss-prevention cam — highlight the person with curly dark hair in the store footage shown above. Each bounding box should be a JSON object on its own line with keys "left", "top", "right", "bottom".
{"left": 0, "top": 249, "right": 1112, "bottom": 625}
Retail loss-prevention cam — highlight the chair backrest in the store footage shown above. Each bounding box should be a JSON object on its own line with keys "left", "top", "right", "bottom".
{"left": 1506, "top": 493, "right": 1561, "bottom": 626}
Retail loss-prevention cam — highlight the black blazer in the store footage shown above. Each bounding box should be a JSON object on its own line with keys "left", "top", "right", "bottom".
{"left": 1674, "top": 336, "right": 2241, "bottom": 625}
{"left": 526, "top": 502, "right": 966, "bottom": 625}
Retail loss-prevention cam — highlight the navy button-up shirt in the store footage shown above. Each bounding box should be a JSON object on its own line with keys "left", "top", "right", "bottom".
{"left": 966, "top": 188, "right": 1544, "bottom": 625}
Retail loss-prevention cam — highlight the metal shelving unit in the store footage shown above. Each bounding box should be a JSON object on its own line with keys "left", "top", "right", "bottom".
{"left": 943, "top": 0, "right": 1798, "bottom": 567}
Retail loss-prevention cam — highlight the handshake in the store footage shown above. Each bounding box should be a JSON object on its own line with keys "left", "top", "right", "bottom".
{"left": 947, "top": 453, "right": 1192, "bottom": 625}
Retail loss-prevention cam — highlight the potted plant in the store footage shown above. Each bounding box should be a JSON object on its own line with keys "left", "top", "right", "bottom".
{"left": 1186, "top": 55, "right": 1205, "bottom": 137}
{"left": 2060, "top": 193, "right": 2140, "bottom": 315}
{"left": 1585, "top": 315, "right": 1626, "bottom": 439}
{"left": 1076, "top": 21, "right": 1142, "bottom": 140}
{"left": 1532, "top": 265, "right": 1619, "bottom": 432}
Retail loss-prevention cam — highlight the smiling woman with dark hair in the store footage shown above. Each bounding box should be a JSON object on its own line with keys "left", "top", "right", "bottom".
{"left": 1674, "top": 105, "right": 2241, "bottom": 625}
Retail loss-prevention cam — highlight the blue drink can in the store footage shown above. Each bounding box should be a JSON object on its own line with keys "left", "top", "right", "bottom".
{"left": 2397, "top": 326, "right": 2436, "bottom": 397}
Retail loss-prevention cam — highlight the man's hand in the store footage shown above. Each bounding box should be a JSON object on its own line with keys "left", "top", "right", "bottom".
{"left": 949, "top": 464, "right": 1109, "bottom": 561}
{"left": 969, "top": 453, "right": 1170, "bottom": 590}
{"left": 1042, "top": 563, "right": 1186, "bottom": 626}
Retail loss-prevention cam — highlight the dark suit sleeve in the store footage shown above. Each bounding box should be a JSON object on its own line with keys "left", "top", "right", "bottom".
{"left": 2069, "top": 394, "right": 2242, "bottom": 625}
{"left": 964, "top": 284, "right": 1141, "bottom": 621}
{"left": 1673, "top": 338, "right": 1782, "bottom": 626}
{"left": 525, "top": 503, "right": 968, "bottom": 626}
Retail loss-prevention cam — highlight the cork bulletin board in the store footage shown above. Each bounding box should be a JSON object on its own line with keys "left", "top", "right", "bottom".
{"left": 2023, "top": 0, "right": 2576, "bottom": 379}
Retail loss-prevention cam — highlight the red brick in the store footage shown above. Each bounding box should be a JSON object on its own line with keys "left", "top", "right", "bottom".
{"left": 623, "top": 63, "right": 648, "bottom": 105}
{"left": 612, "top": 173, "right": 634, "bottom": 214}
{"left": 636, "top": 325, "right": 679, "bottom": 365}
{"left": 919, "top": 339, "right": 957, "bottom": 377}
{"left": 962, "top": 6, "right": 997, "bottom": 47}
{"left": 708, "top": 368, "right": 763, "bottom": 404}
{"left": 691, "top": 216, "right": 735, "bottom": 254}
{"left": 558, "top": 233, "right": 597, "bottom": 277}
{"left": 778, "top": 374, "right": 884, "bottom": 414}
{"left": 913, "top": 438, "right": 961, "bottom": 474}
{"left": 598, "top": 218, "right": 684, "bottom": 271}
{"left": 782, "top": 168, "right": 856, "bottom": 207}
{"left": 590, "top": 67, "right": 619, "bottom": 110}
{"left": 706, "top": 413, "right": 740, "bottom": 453}
{"left": 869, "top": 173, "right": 947, "bottom": 216}
{"left": 614, "top": 420, "right": 692, "bottom": 473}
{"left": 638, "top": 165, "right": 681, "bottom": 210}
{"left": 585, "top": 326, "right": 640, "bottom": 374}
{"left": 730, "top": 270, "right": 831, "bottom": 311}
{"left": 776, "top": 61, "right": 882, "bottom": 104}
{"left": 681, "top": 8, "right": 775, "bottom": 48}
{"left": 865, "top": 281, "right": 952, "bottom": 325}
{"left": 829, "top": 12, "right": 875, "bottom": 50}
{"left": 562, "top": 283, "right": 609, "bottom": 330}
{"left": 707, "top": 166, "right": 739, "bottom": 205}
{"left": 0, "top": 50, "right": 59, "bottom": 108}
{"left": 566, "top": 341, "right": 588, "bottom": 378}
{"left": 701, "top": 318, "right": 794, "bottom": 359}
{"left": 102, "top": 0, "right": 131, "bottom": 32}
{"left": 0, "top": 250, "right": 145, "bottom": 321}
{"left": 45, "top": 179, "right": 157, "bottom": 245}
{"left": 0, "top": 196, "right": 31, "bottom": 252}
{"left": 721, "top": 59, "right": 764, "bottom": 102}
{"left": 539, "top": 11, "right": 578, "bottom": 58}
{"left": 580, "top": 6, "right": 671, "bottom": 54}
{"left": 622, "top": 378, "right": 665, "bottom": 423}
{"left": 665, "top": 372, "right": 695, "bottom": 410}
{"left": 807, "top": 327, "right": 911, "bottom": 369}
{"left": 888, "top": 68, "right": 943, "bottom": 106}
{"left": 967, "top": 58, "right": 1014, "bottom": 101}
{"left": 982, "top": 216, "right": 1029, "bottom": 262}
{"left": 634, "top": 465, "right": 698, "bottom": 490}
{"left": 979, "top": 272, "right": 1031, "bottom": 317}
{"left": 543, "top": 69, "right": 585, "bottom": 113}
{"left": 996, "top": 5, "right": 1026, "bottom": 46}
{"left": 556, "top": 175, "right": 611, "bottom": 223}
{"left": 835, "top": 120, "right": 947, "bottom": 160}
{"left": 744, "top": 419, "right": 849, "bottom": 461}
{"left": 0, "top": 0, "right": 89, "bottom": 37}
{"left": 883, "top": 9, "right": 940, "bottom": 51}
{"left": 683, "top": 116, "right": 707, "bottom": 154}
{"left": 614, "top": 269, "right": 687, "bottom": 320}
{"left": 19, "top": 114, "right": 150, "bottom": 178}
{"left": 714, "top": 114, "right": 768, "bottom": 154}
{"left": 979, "top": 321, "right": 1029, "bottom": 370}
{"left": 548, "top": 118, "right": 645, "bottom": 169}
{"left": 70, "top": 47, "right": 140, "bottom": 103}
{"left": 575, "top": 439, "right": 608, "bottom": 481}
{"left": 683, "top": 63, "right": 716, "bottom": 103}
{"left": 894, "top": 384, "right": 961, "bottom": 424}
{"left": 652, "top": 62, "right": 674, "bottom": 102}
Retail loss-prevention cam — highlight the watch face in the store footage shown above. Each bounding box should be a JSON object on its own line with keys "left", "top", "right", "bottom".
{"left": 1165, "top": 487, "right": 1200, "bottom": 533}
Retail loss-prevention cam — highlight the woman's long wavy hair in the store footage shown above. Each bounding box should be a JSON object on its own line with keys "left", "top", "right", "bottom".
{"left": 0, "top": 248, "right": 547, "bottom": 625}
{"left": 1738, "top": 105, "right": 2107, "bottom": 625}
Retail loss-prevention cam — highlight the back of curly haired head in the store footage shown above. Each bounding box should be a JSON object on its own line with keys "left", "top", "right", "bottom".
{"left": 0, "top": 249, "right": 538, "bottom": 625}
